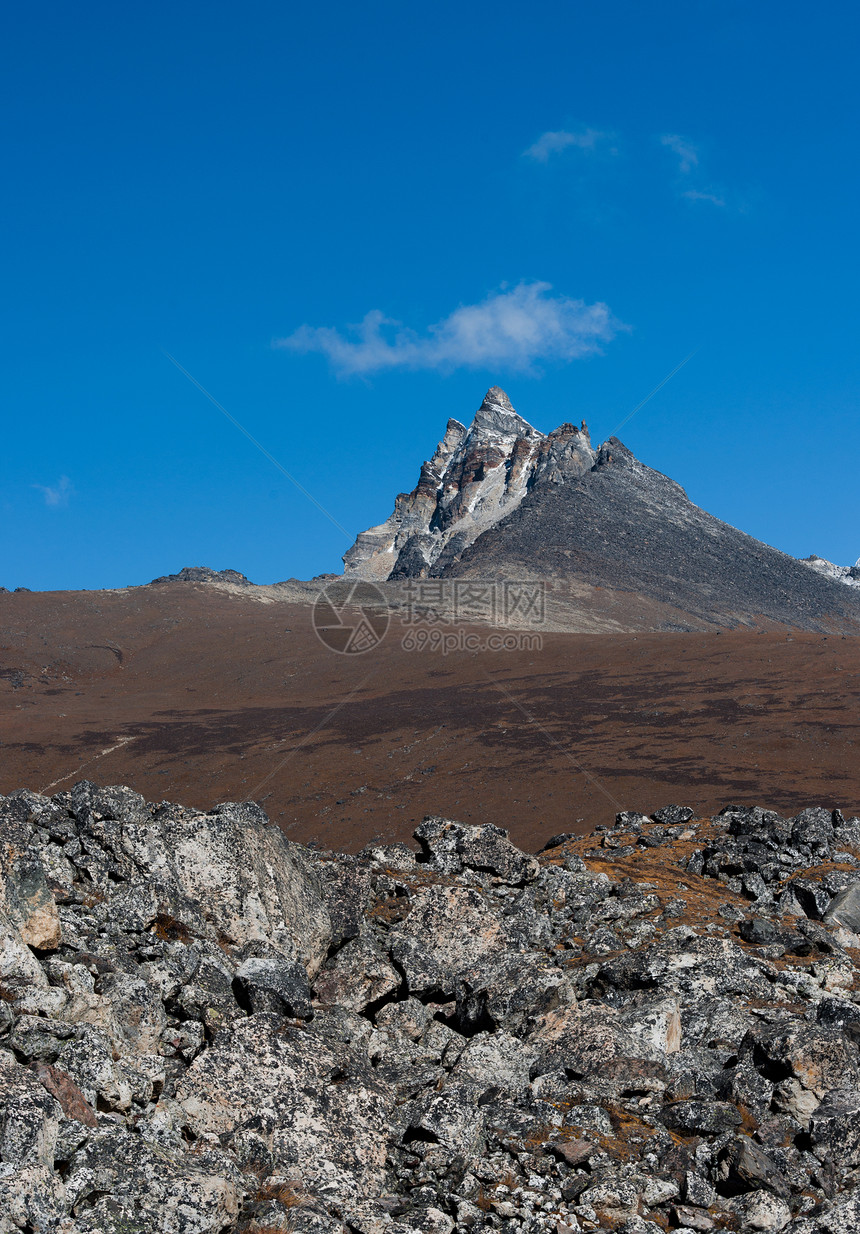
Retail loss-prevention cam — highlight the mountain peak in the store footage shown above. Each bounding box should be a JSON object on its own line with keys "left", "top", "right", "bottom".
{"left": 341, "top": 386, "right": 860, "bottom": 631}
{"left": 472, "top": 386, "right": 540, "bottom": 441}
{"left": 342, "top": 387, "right": 589, "bottom": 580}
{"left": 480, "top": 386, "right": 514, "bottom": 413}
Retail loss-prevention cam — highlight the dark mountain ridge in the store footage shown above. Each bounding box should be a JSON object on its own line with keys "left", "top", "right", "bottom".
{"left": 344, "top": 389, "right": 860, "bottom": 633}
{"left": 443, "top": 436, "right": 860, "bottom": 631}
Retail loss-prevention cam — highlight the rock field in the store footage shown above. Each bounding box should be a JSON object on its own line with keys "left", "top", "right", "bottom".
{"left": 3, "top": 784, "right": 860, "bottom": 1232}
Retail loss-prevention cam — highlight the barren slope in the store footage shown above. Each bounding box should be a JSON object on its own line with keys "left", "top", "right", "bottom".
{"left": 3, "top": 585, "right": 860, "bottom": 851}
{"left": 442, "top": 439, "right": 860, "bottom": 633}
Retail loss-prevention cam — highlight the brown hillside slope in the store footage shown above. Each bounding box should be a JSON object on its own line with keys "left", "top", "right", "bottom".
{"left": 2, "top": 583, "right": 859, "bottom": 850}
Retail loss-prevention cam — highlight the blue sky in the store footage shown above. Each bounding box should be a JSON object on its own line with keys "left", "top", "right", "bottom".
{"left": 3, "top": 0, "right": 860, "bottom": 589}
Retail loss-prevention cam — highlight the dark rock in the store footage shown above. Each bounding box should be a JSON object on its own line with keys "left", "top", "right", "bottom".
{"left": 616, "top": 811, "right": 650, "bottom": 829}
{"left": 741, "top": 917, "right": 780, "bottom": 946}
{"left": 414, "top": 817, "right": 538, "bottom": 884}
{"left": 816, "top": 996, "right": 860, "bottom": 1029}
{"left": 741, "top": 1023, "right": 859, "bottom": 1099}
{"left": 312, "top": 854, "right": 373, "bottom": 945}
{"left": 809, "top": 1090, "right": 860, "bottom": 1168}
{"left": 652, "top": 805, "right": 694, "bottom": 825}
{"left": 174, "top": 951, "right": 242, "bottom": 1030}
{"left": 787, "top": 1190, "right": 860, "bottom": 1232}
{"left": 717, "top": 1136, "right": 790, "bottom": 1198}
{"left": 233, "top": 955, "right": 313, "bottom": 1018}
{"left": 539, "top": 833, "right": 576, "bottom": 852}
{"left": 790, "top": 878, "right": 833, "bottom": 920}
{"left": 313, "top": 936, "right": 400, "bottom": 1013}
{"left": 663, "top": 1100, "right": 743, "bottom": 1136}
{"left": 684, "top": 1169, "right": 716, "bottom": 1207}
{"left": 149, "top": 565, "right": 252, "bottom": 586}
{"left": 791, "top": 807, "right": 836, "bottom": 851}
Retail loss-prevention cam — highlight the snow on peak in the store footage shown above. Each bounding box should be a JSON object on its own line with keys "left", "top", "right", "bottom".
{"left": 802, "top": 555, "right": 860, "bottom": 588}
{"left": 471, "top": 387, "right": 542, "bottom": 444}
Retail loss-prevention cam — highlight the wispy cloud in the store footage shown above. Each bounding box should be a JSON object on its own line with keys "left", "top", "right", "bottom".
{"left": 526, "top": 124, "right": 735, "bottom": 211}
{"left": 277, "top": 282, "right": 624, "bottom": 377}
{"left": 660, "top": 133, "right": 729, "bottom": 207}
{"left": 33, "top": 476, "right": 72, "bottom": 507}
{"left": 660, "top": 133, "right": 699, "bottom": 175}
{"left": 523, "top": 127, "right": 612, "bottom": 161}
{"left": 682, "top": 187, "right": 726, "bottom": 207}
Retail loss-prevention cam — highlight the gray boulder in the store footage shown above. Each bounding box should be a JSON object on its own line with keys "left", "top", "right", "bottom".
{"left": 825, "top": 881, "right": 860, "bottom": 935}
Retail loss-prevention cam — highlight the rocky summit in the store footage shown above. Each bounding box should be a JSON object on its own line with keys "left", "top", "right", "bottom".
{"left": 343, "top": 389, "right": 860, "bottom": 633}
{"left": 343, "top": 388, "right": 589, "bottom": 584}
{"left": 4, "top": 787, "right": 860, "bottom": 1230}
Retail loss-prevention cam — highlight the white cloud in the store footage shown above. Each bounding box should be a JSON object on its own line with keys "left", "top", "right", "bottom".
{"left": 682, "top": 187, "right": 726, "bottom": 207}
{"left": 523, "top": 128, "right": 610, "bottom": 161}
{"left": 660, "top": 132, "right": 699, "bottom": 174}
{"left": 277, "top": 283, "right": 624, "bottom": 377}
{"left": 660, "top": 134, "right": 732, "bottom": 207}
{"left": 33, "top": 476, "right": 72, "bottom": 507}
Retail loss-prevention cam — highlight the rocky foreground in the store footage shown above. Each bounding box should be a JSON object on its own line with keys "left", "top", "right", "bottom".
{"left": 3, "top": 790, "right": 860, "bottom": 1232}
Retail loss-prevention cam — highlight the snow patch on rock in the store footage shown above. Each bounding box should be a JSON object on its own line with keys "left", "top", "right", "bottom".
{"left": 802, "top": 554, "right": 860, "bottom": 588}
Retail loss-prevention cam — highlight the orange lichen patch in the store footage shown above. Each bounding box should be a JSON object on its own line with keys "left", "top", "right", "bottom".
{"left": 215, "top": 930, "right": 236, "bottom": 956}
{"left": 736, "top": 1103, "right": 761, "bottom": 1135}
{"left": 591, "top": 1210, "right": 634, "bottom": 1231}
{"left": 366, "top": 897, "right": 410, "bottom": 924}
{"left": 519, "top": 1122, "right": 566, "bottom": 1152}
{"left": 255, "top": 1181, "right": 306, "bottom": 1208}
{"left": 152, "top": 912, "right": 193, "bottom": 943}
{"left": 239, "top": 1224, "right": 295, "bottom": 1234}
{"left": 80, "top": 888, "right": 107, "bottom": 908}
{"left": 741, "top": 998, "right": 806, "bottom": 1014}
{"left": 577, "top": 1109, "right": 665, "bottom": 1165}
{"left": 546, "top": 829, "right": 747, "bottom": 933}
{"left": 474, "top": 1186, "right": 494, "bottom": 1213}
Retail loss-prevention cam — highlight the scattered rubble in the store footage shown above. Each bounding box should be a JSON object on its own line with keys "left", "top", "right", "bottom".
{"left": 3, "top": 785, "right": 860, "bottom": 1231}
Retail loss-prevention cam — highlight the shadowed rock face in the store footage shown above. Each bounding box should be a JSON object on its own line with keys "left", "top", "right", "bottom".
{"left": 344, "top": 391, "right": 860, "bottom": 631}
{"left": 5, "top": 782, "right": 860, "bottom": 1230}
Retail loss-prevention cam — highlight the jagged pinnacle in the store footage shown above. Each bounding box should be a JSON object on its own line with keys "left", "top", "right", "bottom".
{"left": 480, "top": 386, "right": 515, "bottom": 413}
